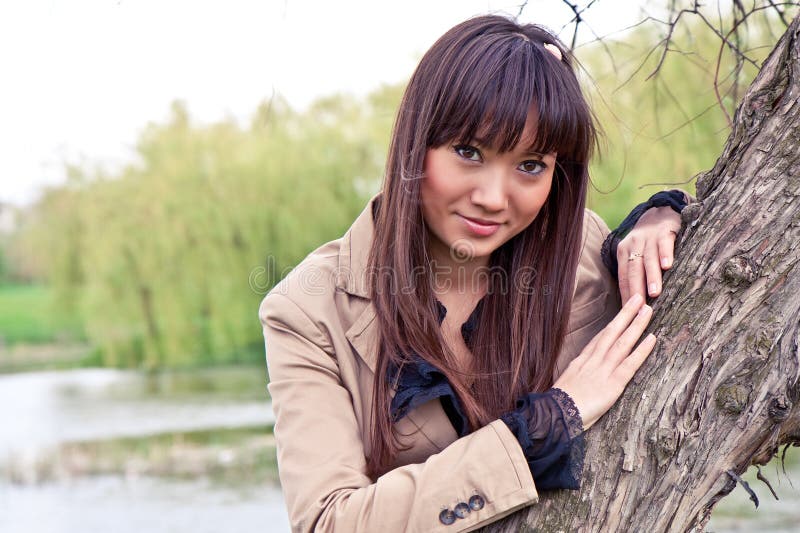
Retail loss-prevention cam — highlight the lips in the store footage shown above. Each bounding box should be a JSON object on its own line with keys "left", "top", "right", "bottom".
{"left": 460, "top": 214, "right": 503, "bottom": 226}
{"left": 457, "top": 213, "right": 503, "bottom": 237}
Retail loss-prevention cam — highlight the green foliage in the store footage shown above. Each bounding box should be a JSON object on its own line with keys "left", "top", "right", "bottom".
{"left": 18, "top": 94, "right": 397, "bottom": 369}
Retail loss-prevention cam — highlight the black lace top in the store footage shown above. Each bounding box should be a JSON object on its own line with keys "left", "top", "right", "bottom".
{"left": 387, "top": 190, "right": 688, "bottom": 491}
{"left": 387, "top": 297, "right": 586, "bottom": 490}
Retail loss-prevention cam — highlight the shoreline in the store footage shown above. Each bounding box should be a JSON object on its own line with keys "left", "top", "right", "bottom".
{"left": 2, "top": 425, "right": 279, "bottom": 488}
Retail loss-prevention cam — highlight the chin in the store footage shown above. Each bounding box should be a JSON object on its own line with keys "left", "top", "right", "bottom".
{"left": 454, "top": 240, "right": 497, "bottom": 260}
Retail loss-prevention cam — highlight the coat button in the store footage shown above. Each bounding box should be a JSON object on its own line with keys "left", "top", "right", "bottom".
{"left": 454, "top": 502, "right": 470, "bottom": 518}
{"left": 469, "top": 494, "right": 485, "bottom": 511}
{"left": 439, "top": 508, "right": 456, "bottom": 525}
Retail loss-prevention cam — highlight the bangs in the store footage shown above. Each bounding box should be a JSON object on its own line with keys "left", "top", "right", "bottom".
{"left": 426, "top": 31, "right": 593, "bottom": 163}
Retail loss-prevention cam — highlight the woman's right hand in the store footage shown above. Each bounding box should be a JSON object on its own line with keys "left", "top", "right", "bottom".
{"left": 553, "top": 293, "right": 657, "bottom": 430}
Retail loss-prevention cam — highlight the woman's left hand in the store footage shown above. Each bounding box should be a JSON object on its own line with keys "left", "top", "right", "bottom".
{"left": 616, "top": 206, "right": 682, "bottom": 303}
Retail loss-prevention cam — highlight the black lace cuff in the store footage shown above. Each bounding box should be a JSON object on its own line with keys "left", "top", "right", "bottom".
{"left": 499, "top": 387, "right": 585, "bottom": 491}
{"left": 600, "top": 189, "right": 688, "bottom": 277}
{"left": 387, "top": 354, "right": 469, "bottom": 437}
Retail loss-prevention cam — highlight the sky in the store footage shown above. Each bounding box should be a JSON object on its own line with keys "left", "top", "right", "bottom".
{"left": 0, "top": 0, "right": 651, "bottom": 206}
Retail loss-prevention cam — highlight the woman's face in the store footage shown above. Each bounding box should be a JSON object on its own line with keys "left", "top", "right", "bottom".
{"left": 420, "top": 113, "right": 556, "bottom": 268}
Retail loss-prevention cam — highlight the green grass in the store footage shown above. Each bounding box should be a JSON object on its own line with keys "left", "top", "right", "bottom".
{"left": 0, "top": 284, "right": 85, "bottom": 345}
{"left": 0, "top": 284, "right": 267, "bottom": 372}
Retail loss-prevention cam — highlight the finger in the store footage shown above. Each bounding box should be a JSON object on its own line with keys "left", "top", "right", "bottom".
{"left": 658, "top": 230, "right": 678, "bottom": 270}
{"left": 613, "top": 333, "right": 658, "bottom": 384}
{"left": 616, "top": 246, "right": 630, "bottom": 304}
{"left": 618, "top": 236, "right": 646, "bottom": 303}
{"left": 571, "top": 328, "right": 603, "bottom": 370}
{"left": 591, "top": 293, "right": 646, "bottom": 358}
{"left": 604, "top": 303, "right": 653, "bottom": 365}
{"left": 644, "top": 241, "right": 663, "bottom": 298}
{"left": 626, "top": 252, "right": 647, "bottom": 304}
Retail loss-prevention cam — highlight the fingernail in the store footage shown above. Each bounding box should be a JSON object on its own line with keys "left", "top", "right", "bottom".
{"left": 628, "top": 293, "right": 642, "bottom": 305}
{"left": 648, "top": 283, "right": 658, "bottom": 295}
{"left": 638, "top": 304, "right": 651, "bottom": 316}
{"left": 661, "top": 257, "right": 671, "bottom": 268}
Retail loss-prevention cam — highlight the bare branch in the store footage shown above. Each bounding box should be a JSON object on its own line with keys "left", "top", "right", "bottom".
{"left": 561, "top": 0, "right": 582, "bottom": 50}
{"left": 653, "top": 101, "right": 720, "bottom": 141}
{"left": 558, "top": 0, "right": 601, "bottom": 50}
{"left": 709, "top": 2, "right": 798, "bottom": 125}
{"left": 645, "top": 6, "right": 698, "bottom": 80}
{"left": 768, "top": 0, "right": 792, "bottom": 25}
{"left": 575, "top": 16, "right": 662, "bottom": 49}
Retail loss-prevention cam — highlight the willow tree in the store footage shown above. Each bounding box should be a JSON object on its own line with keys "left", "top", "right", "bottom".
{"left": 480, "top": 13, "right": 800, "bottom": 533}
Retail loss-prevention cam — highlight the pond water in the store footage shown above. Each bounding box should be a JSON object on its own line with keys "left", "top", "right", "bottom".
{"left": 1, "top": 367, "right": 289, "bottom": 532}
{"left": 1, "top": 368, "right": 798, "bottom": 532}
{"left": 0, "top": 475, "right": 289, "bottom": 533}
{"left": 0, "top": 368, "right": 274, "bottom": 458}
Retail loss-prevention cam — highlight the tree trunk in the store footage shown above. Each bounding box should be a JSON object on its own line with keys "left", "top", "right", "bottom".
{"left": 480, "top": 15, "right": 800, "bottom": 533}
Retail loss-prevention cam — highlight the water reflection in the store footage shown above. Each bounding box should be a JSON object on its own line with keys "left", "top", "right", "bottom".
{"left": 0, "top": 368, "right": 274, "bottom": 457}
{"left": 0, "top": 475, "right": 289, "bottom": 533}
{"left": 1, "top": 367, "right": 287, "bottom": 533}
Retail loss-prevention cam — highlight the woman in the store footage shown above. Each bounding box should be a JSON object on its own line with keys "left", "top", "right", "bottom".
{"left": 259, "top": 14, "right": 689, "bottom": 532}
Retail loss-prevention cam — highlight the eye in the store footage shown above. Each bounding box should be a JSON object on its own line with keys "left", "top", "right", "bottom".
{"left": 453, "top": 144, "right": 482, "bottom": 162}
{"left": 518, "top": 159, "right": 546, "bottom": 176}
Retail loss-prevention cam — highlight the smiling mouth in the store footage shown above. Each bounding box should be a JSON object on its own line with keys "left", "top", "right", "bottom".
{"left": 459, "top": 214, "right": 503, "bottom": 226}
{"left": 457, "top": 213, "right": 504, "bottom": 237}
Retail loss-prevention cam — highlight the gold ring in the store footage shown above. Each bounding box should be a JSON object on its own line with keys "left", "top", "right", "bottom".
{"left": 628, "top": 252, "right": 643, "bottom": 262}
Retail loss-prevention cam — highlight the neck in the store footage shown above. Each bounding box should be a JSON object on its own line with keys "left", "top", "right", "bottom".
{"left": 427, "top": 240, "right": 490, "bottom": 298}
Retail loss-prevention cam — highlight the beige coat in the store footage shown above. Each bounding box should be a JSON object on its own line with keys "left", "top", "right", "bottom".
{"left": 258, "top": 191, "right": 622, "bottom": 532}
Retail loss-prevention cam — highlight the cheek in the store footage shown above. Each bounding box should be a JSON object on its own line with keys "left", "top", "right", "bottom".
{"left": 518, "top": 176, "right": 554, "bottom": 222}
{"left": 421, "top": 154, "right": 461, "bottom": 213}
{"left": 422, "top": 159, "right": 452, "bottom": 197}
{"left": 419, "top": 168, "right": 438, "bottom": 218}
{"left": 419, "top": 158, "right": 446, "bottom": 230}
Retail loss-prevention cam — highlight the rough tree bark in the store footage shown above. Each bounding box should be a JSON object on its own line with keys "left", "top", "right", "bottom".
{"left": 480, "top": 14, "right": 800, "bottom": 533}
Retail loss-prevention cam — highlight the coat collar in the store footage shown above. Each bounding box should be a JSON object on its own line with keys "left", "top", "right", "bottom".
{"left": 339, "top": 191, "right": 382, "bottom": 377}
{"left": 335, "top": 190, "right": 382, "bottom": 299}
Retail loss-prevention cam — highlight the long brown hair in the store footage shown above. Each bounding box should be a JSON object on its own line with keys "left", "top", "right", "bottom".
{"left": 365, "top": 14, "right": 597, "bottom": 478}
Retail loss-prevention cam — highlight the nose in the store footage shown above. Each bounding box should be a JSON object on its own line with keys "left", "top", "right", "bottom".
{"left": 470, "top": 166, "right": 508, "bottom": 212}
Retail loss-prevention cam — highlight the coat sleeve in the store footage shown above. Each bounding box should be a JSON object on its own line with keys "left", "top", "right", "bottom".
{"left": 260, "top": 292, "right": 540, "bottom": 533}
